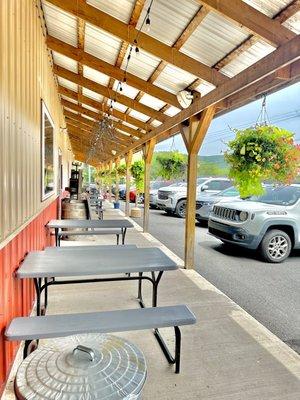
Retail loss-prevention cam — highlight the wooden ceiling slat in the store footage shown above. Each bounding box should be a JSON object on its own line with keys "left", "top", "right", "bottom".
{"left": 46, "top": 0, "right": 228, "bottom": 86}
{"left": 197, "top": 0, "right": 296, "bottom": 47}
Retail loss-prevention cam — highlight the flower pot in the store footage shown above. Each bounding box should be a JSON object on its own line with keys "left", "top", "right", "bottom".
{"left": 113, "top": 202, "right": 120, "bottom": 209}
{"left": 130, "top": 207, "right": 141, "bottom": 218}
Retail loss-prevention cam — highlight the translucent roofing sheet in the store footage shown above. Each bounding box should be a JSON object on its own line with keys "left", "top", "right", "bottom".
{"left": 112, "top": 81, "right": 139, "bottom": 99}
{"left": 57, "top": 77, "right": 78, "bottom": 92}
{"left": 42, "top": 2, "right": 77, "bottom": 46}
{"left": 61, "top": 95, "right": 77, "bottom": 105}
{"left": 85, "top": 23, "right": 122, "bottom": 65}
{"left": 221, "top": 39, "right": 275, "bottom": 78}
{"left": 243, "top": 0, "right": 292, "bottom": 17}
{"left": 87, "top": 0, "right": 136, "bottom": 23}
{"left": 52, "top": 52, "right": 78, "bottom": 73}
{"left": 129, "top": 110, "right": 150, "bottom": 122}
{"left": 181, "top": 11, "right": 249, "bottom": 67}
{"left": 83, "top": 66, "right": 110, "bottom": 87}
{"left": 121, "top": 47, "right": 161, "bottom": 81}
{"left": 139, "top": 93, "right": 166, "bottom": 110}
{"left": 137, "top": 0, "right": 200, "bottom": 46}
{"left": 284, "top": 11, "right": 300, "bottom": 34}
{"left": 82, "top": 88, "right": 104, "bottom": 103}
{"left": 154, "top": 64, "right": 197, "bottom": 94}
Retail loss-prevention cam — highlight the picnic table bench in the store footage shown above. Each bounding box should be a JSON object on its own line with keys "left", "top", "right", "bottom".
{"left": 6, "top": 305, "right": 196, "bottom": 373}
{"left": 47, "top": 219, "right": 133, "bottom": 246}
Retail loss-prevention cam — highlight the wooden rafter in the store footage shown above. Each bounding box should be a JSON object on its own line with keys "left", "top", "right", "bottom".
{"left": 77, "top": 16, "right": 85, "bottom": 103}
{"left": 197, "top": 0, "right": 296, "bottom": 47}
{"left": 47, "top": 36, "right": 180, "bottom": 107}
{"left": 58, "top": 85, "right": 150, "bottom": 131}
{"left": 46, "top": 0, "right": 228, "bottom": 86}
{"left": 54, "top": 64, "right": 166, "bottom": 121}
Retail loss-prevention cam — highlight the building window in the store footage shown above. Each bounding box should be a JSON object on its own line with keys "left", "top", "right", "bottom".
{"left": 41, "top": 100, "right": 54, "bottom": 200}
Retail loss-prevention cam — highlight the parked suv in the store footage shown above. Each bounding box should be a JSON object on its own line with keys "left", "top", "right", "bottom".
{"left": 208, "top": 185, "right": 300, "bottom": 263}
{"left": 157, "top": 177, "right": 231, "bottom": 218}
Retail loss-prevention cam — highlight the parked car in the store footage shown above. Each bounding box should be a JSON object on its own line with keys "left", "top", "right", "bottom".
{"left": 149, "top": 181, "right": 172, "bottom": 208}
{"left": 157, "top": 177, "right": 232, "bottom": 218}
{"left": 196, "top": 186, "right": 240, "bottom": 223}
{"left": 208, "top": 184, "right": 300, "bottom": 263}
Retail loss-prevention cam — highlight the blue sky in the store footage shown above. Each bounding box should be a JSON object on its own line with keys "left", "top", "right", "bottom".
{"left": 155, "top": 82, "right": 300, "bottom": 156}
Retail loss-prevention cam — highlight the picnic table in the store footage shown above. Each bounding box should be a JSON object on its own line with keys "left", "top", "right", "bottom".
{"left": 17, "top": 247, "right": 178, "bottom": 316}
{"left": 47, "top": 219, "right": 133, "bottom": 246}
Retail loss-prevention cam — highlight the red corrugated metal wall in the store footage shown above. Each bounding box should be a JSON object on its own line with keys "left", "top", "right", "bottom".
{"left": 0, "top": 198, "right": 58, "bottom": 393}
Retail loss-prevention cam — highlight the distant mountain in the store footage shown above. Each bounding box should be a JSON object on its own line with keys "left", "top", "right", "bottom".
{"left": 198, "top": 154, "right": 227, "bottom": 168}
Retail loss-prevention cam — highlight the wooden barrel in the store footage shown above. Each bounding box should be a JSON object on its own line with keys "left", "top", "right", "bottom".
{"left": 62, "top": 200, "right": 87, "bottom": 220}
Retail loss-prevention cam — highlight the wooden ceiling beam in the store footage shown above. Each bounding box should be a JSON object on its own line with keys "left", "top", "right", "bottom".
{"left": 54, "top": 64, "right": 165, "bottom": 121}
{"left": 46, "top": 0, "right": 227, "bottom": 86}
{"left": 58, "top": 85, "right": 149, "bottom": 131}
{"left": 62, "top": 100, "right": 140, "bottom": 140}
{"left": 197, "top": 0, "right": 296, "bottom": 47}
{"left": 111, "top": 34, "right": 300, "bottom": 160}
{"left": 47, "top": 35, "right": 179, "bottom": 107}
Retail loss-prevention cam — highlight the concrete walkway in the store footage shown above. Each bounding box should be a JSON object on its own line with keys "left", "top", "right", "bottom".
{"left": 2, "top": 202, "right": 300, "bottom": 399}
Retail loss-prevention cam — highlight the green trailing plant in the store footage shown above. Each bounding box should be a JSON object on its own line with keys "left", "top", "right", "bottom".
{"left": 130, "top": 160, "right": 144, "bottom": 206}
{"left": 117, "top": 163, "right": 126, "bottom": 177}
{"left": 225, "top": 125, "right": 300, "bottom": 197}
{"left": 156, "top": 151, "right": 186, "bottom": 180}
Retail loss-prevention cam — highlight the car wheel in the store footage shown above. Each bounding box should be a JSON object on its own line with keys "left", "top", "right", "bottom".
{"left": 259, "top": 229, "right": 291, "bottom": 263}
{"left": 175, "top": 200, "right": 186, "bottom": 218}
{"left": 196, "top": 218, "right": 207, "bottom": 226}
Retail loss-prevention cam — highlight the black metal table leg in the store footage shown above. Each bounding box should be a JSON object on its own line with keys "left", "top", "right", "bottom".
{"left": 54, "top": 228, "right": 59, "bottom": 246}
{"left": 122, "top": 228, "right": 127, "bottom": 245}
{"left": 34, "top": 278, "right": 42, "bottom": 316}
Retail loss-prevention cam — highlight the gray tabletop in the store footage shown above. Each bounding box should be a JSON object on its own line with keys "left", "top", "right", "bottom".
{"left": 17, "top": 247, "right": 178, "bottom": 278}
{"left": 47, "top": 219, "right": 133, "bottom": 229}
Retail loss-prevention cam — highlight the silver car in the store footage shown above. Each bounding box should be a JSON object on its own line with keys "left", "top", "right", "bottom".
{"left": 208, "top": 185, "right": 300, "bottom": 263}
{"left": 196, "top": 186, "right": 240, "bottom": 223}
{"left": 149, "top": 181, "right": 172, "bottom": 208}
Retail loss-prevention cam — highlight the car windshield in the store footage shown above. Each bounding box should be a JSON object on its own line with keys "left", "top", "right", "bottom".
{"left": 219, "top": 187, "right": 239, "bottom": 197}
{"left": 151, "top": 181, "right": 168, "bottom": 190}
{"left": 197, "top": 178, "right": 208, "bottom": 185}
{"left": 248, "top": 186, "right": 300, "bottom": 206}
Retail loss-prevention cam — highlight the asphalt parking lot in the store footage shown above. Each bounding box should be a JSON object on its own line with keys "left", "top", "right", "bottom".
{"left": 124, "top": 203, "right": 300, "bottom": 354}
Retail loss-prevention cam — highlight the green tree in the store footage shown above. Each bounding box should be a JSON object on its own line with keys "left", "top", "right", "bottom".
{"left": 156, "top": 151, "right": 186, "bottom": 180}
{"left": 117, "top": 163, "right": 126, "bottom": 184}
{"left": 130, "top": 160, "right": 144, "bottom": 206}
{"left": 197, "top": 161, "right": 228, "bottom": 177}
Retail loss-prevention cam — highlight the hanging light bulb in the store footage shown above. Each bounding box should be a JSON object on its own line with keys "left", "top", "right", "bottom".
{"left": 145, "top": 15, "right": 151, "bottom": 32}
{"left": 134, "top": 39, "right": 140, "bottom": 56}
{"left": 119, "top": 82, "right": 123, "bottom": 92}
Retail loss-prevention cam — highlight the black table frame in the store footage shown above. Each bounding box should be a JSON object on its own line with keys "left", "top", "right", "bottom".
{"left": 53, "top": 227, "right": 128, "bottom": 246}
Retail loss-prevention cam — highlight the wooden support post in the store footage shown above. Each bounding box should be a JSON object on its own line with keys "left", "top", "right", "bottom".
{"left": 108, "top": 160, "right": 113, "bottom": 202}
{"left": 143, "top": 138, "right": 156, "bottom": 233}
{"left": 180, "top": 106, "right": 216, "bottom": 269}
{"left": 125, "top": 151, "right": 133, "bottom": 217}
{"left": 114, "top": 157, "right": 120, "bottom": 203}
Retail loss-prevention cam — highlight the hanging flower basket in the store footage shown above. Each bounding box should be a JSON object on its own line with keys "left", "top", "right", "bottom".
{"left": 224, "top": 125, "right": 300, "bottom": 197}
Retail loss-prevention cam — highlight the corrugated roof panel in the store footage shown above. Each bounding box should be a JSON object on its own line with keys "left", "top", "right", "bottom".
{"left": 181, "top": 11, "right": 249, "bottom": 68}
{"left": 154, "top": 64, "right": 197, "bottom": 94}
{"left": 139, "top": 93, "right": 166, "bottom": 110}
{"left": 57, "top": 77, "right": 78, "bottom": 92}
{"left": 112, "top": 81, "right": 139, "bottom": 99}
{"left": 52, "top": 51, "right": 78, "bottom": 73}
{"left": 284, "top": 11, "right": 300, "bottom": 34}
{"left": 83, "top": 66, "right": 110, "bottom": 86}
{"left": 42, "top": 1, "right": 77, "bottom": 46}
{"left": 137, "top": 0, "right": 200, "bottom": 46}
{"left": 121, "top": 47, "right": 161, "bottom": 81}
{"left": 122, "top": 121, "right": 140, "bottom": 130}
{"left": 151, "top": 120, "right": 162, "bottom": 127}
{"left": 243, "top": 0, "right": 292, "bottom": 17}
{"left": 194, "top": 81, "right": 215, "bottom": 96}
{"left": 164, "top": 106, "right": 181, "bottom": 117}
{"left": 87, "top": 0, "right": 136, "bottom": 23}
{"left": 64, "top": 107, "right": 78, "bottom": 115}
{"left": 110, "top": 101, "right": 128, "bottom": 113}
{"left": 129, "top": 109, "right": 150, "bottom": 122}
{"left": 61, "top": 95, "right": 78, "bottom": 105}
{"left": 82, "top": 104, "right": 99, "bottom": 113}
{"left": 82, "top": 88, "right": 104, "bottom": 103}
{"left": 221, "top": 39, "right": 275, "bottom": 77}
{"left": 85, "top": 23, "right": 122, "bottom": 65}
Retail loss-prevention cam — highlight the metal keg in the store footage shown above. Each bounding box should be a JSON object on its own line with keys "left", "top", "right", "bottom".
{"left": 15, "top": 334, "right": 147, "bottom": 399}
